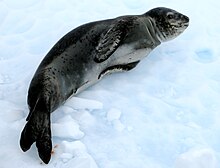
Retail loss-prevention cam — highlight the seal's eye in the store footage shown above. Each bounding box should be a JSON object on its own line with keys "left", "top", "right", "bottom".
{"left": 167, "top": 13, "right": 174, "bottom": 19}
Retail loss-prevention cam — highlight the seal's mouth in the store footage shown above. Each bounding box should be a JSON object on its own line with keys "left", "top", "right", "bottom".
{"left": 182, "top": 15, "right": 189, "bottom": 25}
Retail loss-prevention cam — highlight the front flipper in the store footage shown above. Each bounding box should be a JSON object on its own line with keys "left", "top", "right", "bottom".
{"left": 20, "top": 111, "right": 52, "bottom": 164}
{"left": 98, "top": 60, "right": 140, "bottom": 79}
{"left": 94, "top": 19, "right": 134, "bottom": 63}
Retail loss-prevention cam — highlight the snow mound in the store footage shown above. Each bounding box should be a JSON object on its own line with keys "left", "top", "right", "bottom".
{"left": 106, "top": 108, "right": 125, "bottom": 131}
{"left": 107, "top": 108, "right": 122, "bottom": 121}
{"left": 52, "top": 115, "right": 84, "bottom": 140}
{"left": 175, "top": 148, "right": 219, "bottom": 168}
{"left": 60, "top": 141, "right": 98, "bottom": 168}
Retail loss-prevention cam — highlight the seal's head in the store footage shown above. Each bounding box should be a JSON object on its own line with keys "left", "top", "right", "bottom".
{"left": 146, "top": 7, "right": 189, "bottom": 42}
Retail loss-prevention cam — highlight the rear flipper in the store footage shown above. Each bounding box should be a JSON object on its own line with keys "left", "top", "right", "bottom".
{"left": 20, "top": 111, "right": 52, "bottom": 164}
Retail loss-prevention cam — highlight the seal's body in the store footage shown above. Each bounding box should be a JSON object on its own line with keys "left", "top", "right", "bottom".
{"left": 20, "top": 7, "right": 189, "bottom": 164}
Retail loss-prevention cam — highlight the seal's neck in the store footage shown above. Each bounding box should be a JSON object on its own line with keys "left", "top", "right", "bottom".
{"left": 140, "top": 17, "right": 165, "bottom": 43}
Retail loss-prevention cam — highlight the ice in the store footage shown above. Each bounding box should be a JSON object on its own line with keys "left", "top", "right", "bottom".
{"left": 0, "top": 100, "right": 24, "bottom": 122}
{"left": 60, "top": 106, "right": 76, "bottom": 114}
{"left": 52, "top": 115, "right": 84, "bottom": 140}
{"left": 106, "top": 108, "right": 125, "bottom": 131}
{"left": 59, "top": 156, "right": 98, "bottom": 168}
{"left": 112, "top": 120, "right": 125, "bottom": 132}
{"left": 106, "top": 108, "right": 122, "bottom": 121}
{"left": 175, "top": 148, "right": 218, "bottom": 168}
{"left": 65, "top": 97, "right": 103, "bottom": 111}
{"left": 61, "top": 140, "right": 87, "bottom": 156}
{"left": 194, "top": 49, "right": 216, "bottom": 63}
{"left": 2, "top": 0, "right": 40, "bottom": 9}
{"left": 0, "top": 3, "right": 8, "bottom": 24}
{"left": 1, "top": 0, "right": 220, "bottom": 168}
{"left": 60, "top": 141, "right": 98, "bottom": 168}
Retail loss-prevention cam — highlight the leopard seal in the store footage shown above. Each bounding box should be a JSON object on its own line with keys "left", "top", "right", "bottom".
{"left": 20, "top": 7, "right": 189, "bottom": 164}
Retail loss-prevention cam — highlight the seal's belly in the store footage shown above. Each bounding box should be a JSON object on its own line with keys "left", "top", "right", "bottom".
{"left": 73, "top": 44, "right": 152, "bottom": 95}
{"left": 110, "top": 43, "right": 152, "bottom": 65}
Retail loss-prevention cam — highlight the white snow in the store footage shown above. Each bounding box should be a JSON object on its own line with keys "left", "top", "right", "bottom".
{"left": 107, "top": 108, "right": 125, "bottom": 131}
{"left": 107, "top": 108, "right": 122, "bottom": 121}
{"left": 65, "top": 97, "right": 103, "bottom": 111}
{"left": 175, "top": 148, "right": 218, "bottom": 168}
{"left": 1, "top": 0, "right": 220, "bottom": 168}
{"left": 52, "top": 115, "right": 85, "bottom": 140}
{"left": 59, "top": 141, "right": 98, "bottom": 168}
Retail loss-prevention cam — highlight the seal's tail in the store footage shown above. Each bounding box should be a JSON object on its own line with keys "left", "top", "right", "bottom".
{"left": 20, "top": 111, "right": 52, "bottom": 164}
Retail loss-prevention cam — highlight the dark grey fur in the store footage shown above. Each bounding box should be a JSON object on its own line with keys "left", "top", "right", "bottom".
{"left": 20, "top": 7, "right": 189, "bottom": 164}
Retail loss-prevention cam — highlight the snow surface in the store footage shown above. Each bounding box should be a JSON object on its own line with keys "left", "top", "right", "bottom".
{"left": 0, "top": 0, "right": 220, "bottom": 168}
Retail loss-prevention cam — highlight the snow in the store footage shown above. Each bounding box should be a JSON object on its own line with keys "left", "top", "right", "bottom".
{"left": 59, "top": 141, "right": 98, "bottom": 168}
{"left": 174, "top": 148, "right": 218, "bottom": 168}
{"left": 0, "top": 0, "right": 220, "bottom": 168}
{"left": 65, "top": 97, "right": 103, "bottom": 111}
{"left": 52, "top": 115, "right": 85, "bottom": 140}
{"left": 107, "top": 108, "right": 125, "bottom": 131}
{"left": 107, "top": 108, "right": 122, "bottom": 121}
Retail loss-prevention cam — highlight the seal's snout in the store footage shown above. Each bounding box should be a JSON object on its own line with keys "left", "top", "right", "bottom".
{"left": 181, "top": 15, "right": 189, "bottom": 24}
